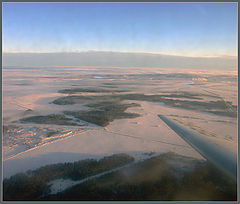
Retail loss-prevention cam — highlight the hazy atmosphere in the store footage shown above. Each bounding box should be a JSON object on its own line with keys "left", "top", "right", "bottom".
{"left": 3, "top": 2, "right": 237, "bottom": 56}
{"left": 3, "top": 52, "right": 237, "bottom": 69}
{"left": 2, "top": 2, "right": 238, "bottom": 202}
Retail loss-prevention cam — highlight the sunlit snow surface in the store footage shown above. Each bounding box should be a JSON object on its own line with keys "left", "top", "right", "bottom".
{"left": 3, "top": 66, "right": 237, "bottom": 178}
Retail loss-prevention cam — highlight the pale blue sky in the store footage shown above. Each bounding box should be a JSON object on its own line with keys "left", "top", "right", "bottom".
{"left": 3, "top": 2, "right": 237, "bottom": 57}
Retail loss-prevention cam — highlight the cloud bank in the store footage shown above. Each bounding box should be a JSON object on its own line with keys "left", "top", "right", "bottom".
{"left": 3, "top": 51, "right": 237, "bottom": 70}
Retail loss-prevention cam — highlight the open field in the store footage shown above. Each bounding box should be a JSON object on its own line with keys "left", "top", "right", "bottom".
{"left": 3, "top": 66, "right": 237, "bottom": 201}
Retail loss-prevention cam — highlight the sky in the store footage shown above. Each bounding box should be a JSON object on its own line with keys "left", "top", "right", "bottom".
{"left": 2, "top": 2, "right": 238, "bottom": 57}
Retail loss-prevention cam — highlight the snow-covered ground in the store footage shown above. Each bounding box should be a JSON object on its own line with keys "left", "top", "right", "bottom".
{"left": 3, "top": 100, "right": 204, "bottom": 178}
{"left": 3, "top": 67, "right": 237, "bottom": 179}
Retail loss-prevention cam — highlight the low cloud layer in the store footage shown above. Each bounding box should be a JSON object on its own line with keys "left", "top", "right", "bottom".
{"left": 3, "top": 51, "right": 237, "bottom": 70}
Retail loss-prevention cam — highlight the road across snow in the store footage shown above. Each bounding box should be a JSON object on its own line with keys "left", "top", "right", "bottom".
{"left": 3, "top": 102, "right": 203, "bottom": 179}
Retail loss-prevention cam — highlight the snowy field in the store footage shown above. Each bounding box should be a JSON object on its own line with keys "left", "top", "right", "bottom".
{"left": 3, "top": 66, "right": 237, "bottom": 179}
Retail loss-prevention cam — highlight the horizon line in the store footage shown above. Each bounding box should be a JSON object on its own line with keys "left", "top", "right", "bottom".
{"left": 3, "top": 50, "right": 237, "bottom": 59}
